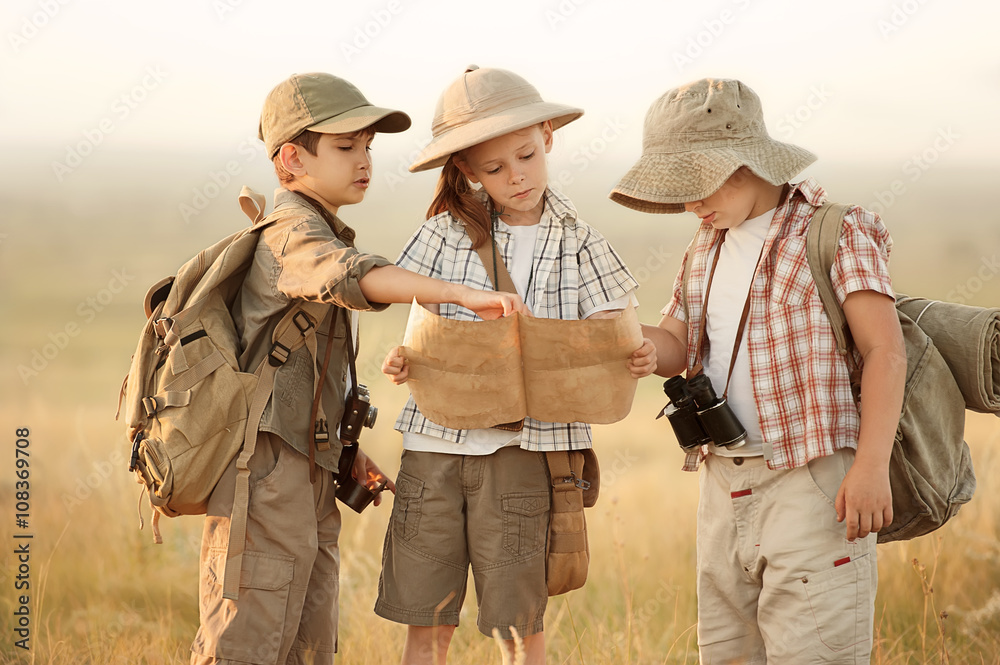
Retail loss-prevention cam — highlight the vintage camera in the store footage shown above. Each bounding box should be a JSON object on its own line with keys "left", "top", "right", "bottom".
{"left": 660, "top": 374, "right": 747, "bottom": 451}
{"left": 335, "top": 385, "right": 385, "bottom": 513}
{"left": 339, "top": 384, "right": 378, "bottom": 446}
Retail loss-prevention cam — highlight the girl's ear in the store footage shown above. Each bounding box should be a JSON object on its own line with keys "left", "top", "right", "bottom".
{"left": 453, "top": 154, "right": 480, "bottom": 184}
{"left": 541, "top": 121, "right": 554, "bottom": 154}
{"left": 278, "top": 143, "right": 307, "bottom": 176}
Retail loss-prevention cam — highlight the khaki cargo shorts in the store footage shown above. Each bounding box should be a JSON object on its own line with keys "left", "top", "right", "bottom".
{"left": 375, "top": 446, "right": 550, "bottom": 640}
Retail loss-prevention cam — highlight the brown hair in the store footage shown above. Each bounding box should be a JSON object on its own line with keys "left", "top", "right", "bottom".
{"left": 428, "top": 156, "right": 493, "bottom": 249}
{"left": 272, "top": 129, "right": 323, "bottom": 184}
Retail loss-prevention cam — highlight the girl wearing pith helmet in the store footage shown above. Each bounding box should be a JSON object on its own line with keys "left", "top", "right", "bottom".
{"left": 376, "top": 66, "right": 656, "bottom": 664}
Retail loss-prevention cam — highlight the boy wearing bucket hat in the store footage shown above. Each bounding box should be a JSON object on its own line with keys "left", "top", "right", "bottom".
{"left": 376, "top": 66, "right": 656, "bottom": 665}
{"left": 190, "top": 72, "right": 528, "bottom": 665}
{"left": 611, "top": 78, "right": 906, "bottom": 664}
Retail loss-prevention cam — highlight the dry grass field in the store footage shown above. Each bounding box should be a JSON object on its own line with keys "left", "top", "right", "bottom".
{"left": 0, "top": 381, "right": 998, "bottom": 664}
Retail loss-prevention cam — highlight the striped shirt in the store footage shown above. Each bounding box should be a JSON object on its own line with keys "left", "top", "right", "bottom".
{"left": 662, "top": 178, "right": 894, "bottom": 471}
{"left": 395, "top": 187, "right": 639, "bottom": 452}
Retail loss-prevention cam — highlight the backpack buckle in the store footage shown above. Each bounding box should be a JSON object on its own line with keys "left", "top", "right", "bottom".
{"left": 129, "top": 431, "right": 144, "bottom": 472}
{"left": 269, "top": 341, "right": 291, "bottom": 366}
{"left": 314, "top": 419, "right": 330, "bottom": 446}
{"left": 558, "top": 472, "right": 591, "bottom": 491}
{"left": 292, "top": 311, "right": 314, "bottom": 334}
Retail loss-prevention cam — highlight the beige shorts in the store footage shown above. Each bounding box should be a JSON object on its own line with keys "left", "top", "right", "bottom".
{"left": 375, "top": 446, "right": 550, "bottom": 639}
{"left": 190, "top": 432, "right": 342, "bottom": 665}
{"left": 697, "top": 448, "right": 877, "bottom": 664}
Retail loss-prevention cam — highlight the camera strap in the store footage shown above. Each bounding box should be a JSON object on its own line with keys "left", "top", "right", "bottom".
{"left": 692, "top": 230, "right": 767, "bottom": 398}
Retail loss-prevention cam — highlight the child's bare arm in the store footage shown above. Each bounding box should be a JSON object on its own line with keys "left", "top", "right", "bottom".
{"left": 360, "top": 265, "right": 529, "bottom": 320}
{"left": 836, "top": 290, "right": 906, "bottom": 541}
{"left": 644, "top": 315, "right": 688, "bottom": 378}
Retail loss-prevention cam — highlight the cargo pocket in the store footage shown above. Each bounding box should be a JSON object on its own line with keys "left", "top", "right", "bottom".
{"left": 801, "top": 553, "right": 873, "bottom": 654}
{"left": 502, "top": 492, "right": 549, "bottom": 557}
{"left": 391, "top": 471, "right": 423, "bottom": 542}
{"left": 193, "top": 548, "right": 295, "bottom": 663}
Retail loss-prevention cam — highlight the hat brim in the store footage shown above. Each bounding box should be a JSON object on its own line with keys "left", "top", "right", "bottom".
{"left": 308, "top": 104, "right": 412, "bottom": 136}
{"left": 609, "top": 139, "right": 816, "bottom": 214}
{"left": 409, "top": 103, "right": 583, "bottom": 173}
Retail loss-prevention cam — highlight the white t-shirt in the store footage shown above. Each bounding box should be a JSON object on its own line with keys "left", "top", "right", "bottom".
{"left": 404, "top": 221, "right": 636, "bottom": 455}
{"left": 701, "top": 208, "right": 775, "bottom": 458}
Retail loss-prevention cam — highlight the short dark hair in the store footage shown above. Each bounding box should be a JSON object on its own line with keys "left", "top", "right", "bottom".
{"left": 272, "top": 129, "right": 323, "bottom": 184}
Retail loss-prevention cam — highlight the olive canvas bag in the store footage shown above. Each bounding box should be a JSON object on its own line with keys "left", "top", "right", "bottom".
{"left": 116, "top": 187, "right": 330, "bottom": 599}
{"left": 806, "top": 202, "right": 976, "bottom": 543}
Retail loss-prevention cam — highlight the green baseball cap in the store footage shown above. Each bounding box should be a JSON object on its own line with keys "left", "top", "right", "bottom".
{"left": 259, "top": 72, "right": 411, "bottom": 159}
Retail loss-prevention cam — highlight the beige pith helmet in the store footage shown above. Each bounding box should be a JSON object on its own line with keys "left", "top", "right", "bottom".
{"left": 610, "top": 78, "right": 816, "bottom": 214}
{"left": 259, "top": 72, "right": 411, "bottom": 159}
{"left": 408, "top": 65, "right": 584, "bottom": 173}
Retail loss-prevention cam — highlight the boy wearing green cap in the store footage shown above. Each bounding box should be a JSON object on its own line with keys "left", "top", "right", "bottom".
{"left": 190, "top": 73, "right": 527, "bottom": 665}
{"left": 611, "top": 78, "right": 906, "bottom": 664}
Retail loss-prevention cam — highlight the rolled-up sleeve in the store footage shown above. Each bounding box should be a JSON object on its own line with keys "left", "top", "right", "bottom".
{"left": 660, "top": 251, "right": 690, "bottom": 323}
{"left": 576, "top": 225, "right": 639, "bottom": 317}
{"left": 273, "top": 217, "right": 392, "bottom": 310}
{"left": 831, "top": 205, "right": 894, "bottom": 305}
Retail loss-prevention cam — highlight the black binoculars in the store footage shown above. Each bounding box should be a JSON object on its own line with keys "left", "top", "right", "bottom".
{"left": 660, "top": 374, "right": 747, "bottom": 451}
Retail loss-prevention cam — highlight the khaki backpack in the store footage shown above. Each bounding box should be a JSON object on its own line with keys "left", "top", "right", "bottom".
{"left": 807, "top": 202, "right": 977, "bottom": 543}
{"left": 117, "top": 187, "right": 329, "bottom": 599}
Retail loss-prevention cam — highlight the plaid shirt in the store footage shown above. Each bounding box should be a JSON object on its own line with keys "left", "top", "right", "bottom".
{"left": 395, "top": 187, "right": 639, "bottom": 452}
{"left": 662, "top": 178, "right": 894, "bottom": 471}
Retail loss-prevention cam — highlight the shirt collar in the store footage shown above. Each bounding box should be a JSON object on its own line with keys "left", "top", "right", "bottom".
{"left": 274, "top": 187, "right": 356, "bottom": 243}
{"left": 787, "top": 177, "right": 827, "bottom": 207}
{"left": 471, "top": 186, "right": 579, "bottom": 230}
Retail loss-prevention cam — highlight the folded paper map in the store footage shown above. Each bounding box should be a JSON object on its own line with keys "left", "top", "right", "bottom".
{"left": 400, "top": 302, "right": 643, "bottom": 429}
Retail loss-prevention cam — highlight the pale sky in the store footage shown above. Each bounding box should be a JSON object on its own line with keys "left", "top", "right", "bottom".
{"left": 3, "top": 0, "right": 998, "bottom": 176}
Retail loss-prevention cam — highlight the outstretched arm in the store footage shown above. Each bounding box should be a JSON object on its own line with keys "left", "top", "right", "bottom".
{"left": 359, "top": 265, "right": 529, "bottom": 320}
{"left": 836, "top": 290, "right": 906, "bottom": 541}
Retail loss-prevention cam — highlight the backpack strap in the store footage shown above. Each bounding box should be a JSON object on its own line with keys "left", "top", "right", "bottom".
{"left": 805, "top": 201, "right": 863, "bottom": 401}
{"left": 221, "top": 298, "right": 329, "bottom": 600}
{"left": 806, "top": 202, "right": 853, "bottom": 353}
{"left": 239, "top": 186, "right": 267, "bottom": 224}
{"left": 221, "top": 189, "right": 332, "bottom": 600}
